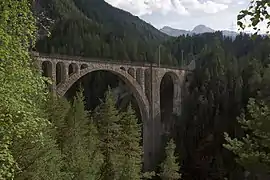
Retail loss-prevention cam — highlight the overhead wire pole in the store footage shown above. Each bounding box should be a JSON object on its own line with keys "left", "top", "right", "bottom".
{"left": 181, "top": 49, "right": 184, "bottom": 66}
{"left": 230, "top": 22, "right": 236, "bottom": 38}
{"left": 149, "top": 51, "right": 155, "bottom": 169}
{"left": 158, "top": 44, "right": 161, "bottom": 67}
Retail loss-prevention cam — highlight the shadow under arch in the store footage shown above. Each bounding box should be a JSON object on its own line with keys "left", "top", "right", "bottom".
{"left": 160, "top": 71, "right": 182, "bottom": 116}
{"left": 56, "top": 66, "right": 150, "bottom": 123}
{"left": 158, "top": 71, "right": 182, "bottom": 167}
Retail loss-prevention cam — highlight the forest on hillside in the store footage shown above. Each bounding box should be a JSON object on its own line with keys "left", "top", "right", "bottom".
{"left": 1, "top": 0, "right": 270, "bottom": 180}
{"left": 34, "top": 0, "right": 178, "bottom": 65}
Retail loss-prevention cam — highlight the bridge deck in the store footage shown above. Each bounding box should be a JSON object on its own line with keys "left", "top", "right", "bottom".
{"left": 33, "top": 52, "right": 194, "bottom": 71}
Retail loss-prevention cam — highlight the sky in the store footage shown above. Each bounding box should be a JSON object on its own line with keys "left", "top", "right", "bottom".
{"left": 105, "top": 0, "right": 268, "bottom": 33}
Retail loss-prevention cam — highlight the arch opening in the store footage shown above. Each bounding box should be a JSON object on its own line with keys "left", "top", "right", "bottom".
{"left": 81, "top": 64, "right": 88, "bottom": 70}
{"left": 64, "top": 70, "right": 147, "bottom": 149}
{"left": 41, "top": 61, "right": 52, "bottom": 78}
{"left": 128, "top": 68, "right": 135, "bottom": 78}
{"left": 160, "top": 72, "right": 175, "bottom": 134}
{"left": 120, "top": 67, "right": 126, "bottom": 71}
{"left": 68, "top": 63, "right": 79, "bottom": 76}
{"left": 56, "top": 62, "right": 65, "bottom": 85}
{"left": 159, "top": 72, "right": 180, "bottom": 165}
{"left": 136, "top": 68, "right": 143, "bottom": 85}
{"left": 65, "top": 71, "right": 142, "bottom": 119}
{"left": 144, "top": 68, "right": 151, "bottom": 102}
{"left": 42, "top": 61, "right": 53, "bottom": 90}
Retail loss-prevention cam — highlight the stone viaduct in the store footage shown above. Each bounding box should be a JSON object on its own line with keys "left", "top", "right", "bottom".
{"left": 34, "top": 53, "right": 195, "bottom": 170}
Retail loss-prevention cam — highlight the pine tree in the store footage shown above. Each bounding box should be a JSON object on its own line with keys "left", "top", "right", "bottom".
{"left": 159, "top": 139, "right": 181, "bottom": 180}
{"left": 94, "top": 89, "right": 122, "bottom": 180}
{"left": 45, "top": 93, "right": 71, "bottom": 151}
{"left": 224, "top": 98, "right": 270, "bottom": 176}
{"left": 62, "top": 91, "right": 103, "bottom": 180}
{"left": 118, "top": 104, "right": 142, "bottom": 180}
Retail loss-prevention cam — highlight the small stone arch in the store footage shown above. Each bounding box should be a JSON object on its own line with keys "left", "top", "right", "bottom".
{"left": 120, "top": 67, "right": 126, "bottom": 71}
{"left": 144, "top": 68, "right": 151, "bottom": 102}
{"left": 80, "top": 64, "right": 88, "bottom": 70}
{"left": 68, "top": 63, "right": 79, "bottom": 76}
{"left": 41, "top": 61, "right": 52, "bottom": 78}
{"left": 56, "top": 62, "right": 66, "bottom": 85}
{"left": 128, "top": 68, "right": 135, "bottom": 78}
{"left": 57, "top": 65, "right": 150, "bottom": 122}
{"left": 136, "top": 68, "right": 144, "bottom": 86}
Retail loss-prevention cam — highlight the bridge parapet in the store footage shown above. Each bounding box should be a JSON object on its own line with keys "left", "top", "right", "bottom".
{"left": 33, "top": 52, "right": 195, "bottom": 71}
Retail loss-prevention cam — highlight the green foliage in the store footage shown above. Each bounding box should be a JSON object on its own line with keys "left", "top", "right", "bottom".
{"left": 58, "top": 91, "right": 103, "bottom": 180}
{"left": 34, "top": 0, "right": 178, "bottom": 65}
{"left": 169, "top": 32, "right": 270, "bottom": 179}
{"left": 237, "top": 0, "right": 270, "bottom": 34}
{"left": 118, "top": 105, "right": 142, "bottom": 180}
{"left": 12, "top": 125, "right": 65, "bottom": 180}
{"left": 0, "top": 0, "right": 56, "bottom": 179}
{"left": 224, "top": 98, "right": 270, "bottom": 175}
{"left": 159, "top": 139, "right": 181, "bottom": 180}
{"left": 142, "top": 171, "right": 156, "bottom": 179}
{"left": 94, "top": 90, "right": 122, "bottom": 180}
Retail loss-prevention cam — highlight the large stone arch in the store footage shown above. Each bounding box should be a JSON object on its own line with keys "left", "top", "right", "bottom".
{"left": 56, "top": 65, "right": 150, "bottom": 122}
{"left": 159, "top": 71, "right": 182, "bottom": 115}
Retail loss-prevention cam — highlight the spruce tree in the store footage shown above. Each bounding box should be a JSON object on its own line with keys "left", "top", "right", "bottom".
{"left": 159, "top": 139, "right": 181, "bottom": 180}
{"left": 62, "top": 91, "right": 103, "bottom": 180}
{"left": 94, "top": 90, "right": 122, "bottom": 180}
{"left": 224, "top": 98, "right": 270, "bottom": 176}
{"left": 118, "top": 104, "right": 142, "bottom": 180}
{"left": 45, "top": 93, "right": 71, "bottom": 151}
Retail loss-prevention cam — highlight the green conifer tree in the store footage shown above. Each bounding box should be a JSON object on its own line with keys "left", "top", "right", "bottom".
{"left": 224, "top": 98, "right": 270, "bottom": 177}
{"left": 94, "top": 89, "right": 122, "bottom": 180}
{"left": 62, "top": 91, "right": 103, "bottom": 180}
{"left": 45, "top": 93, "right": 71, "bottom": 151}
{"left": 118, "top": 104, "right": 142, "bottom": 180}
{"left": 159, "top": 139, "right": 181, "bottom": 180}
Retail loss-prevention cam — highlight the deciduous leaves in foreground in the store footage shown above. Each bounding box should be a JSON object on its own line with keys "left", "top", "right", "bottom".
{"left": 237, "top": 0, "right": 270, "bottom": 34}
{"left": 0, "top": 0, "right": 53, "bottom": 179}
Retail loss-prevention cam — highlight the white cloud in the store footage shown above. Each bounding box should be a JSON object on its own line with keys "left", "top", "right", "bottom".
{"left": 237, "top": 1, "right": 245, "bottom": 5}
{"left": 105, "top": 0, "right": 228, "bottom": 16}
{"left": 106, "top": 0, "right": 188, "bottom": 16}
{"left": 180, "top": 0, "right": 228, "bottom": 14}
{"left": 105, "top": 0, "right": 257, "bottom": 32}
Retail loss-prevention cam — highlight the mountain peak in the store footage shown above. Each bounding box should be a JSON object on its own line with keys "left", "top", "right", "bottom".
{"left": 160, "top": 24, "right": 238, "bottom": 38}
{"left": 160, "top": 26, "right": 189, "bottom": 36}
{"left": 192, "top": 25, "right": 214, "bottom": 34}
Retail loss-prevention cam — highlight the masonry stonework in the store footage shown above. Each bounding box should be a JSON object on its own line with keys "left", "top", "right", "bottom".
{"left": 36, "top": 54, "right": 191, "bottom": 171}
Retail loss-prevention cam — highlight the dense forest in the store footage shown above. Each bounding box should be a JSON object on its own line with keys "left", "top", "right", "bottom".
{"left": 171, "top": 32, "right": 270, "bottom": 179}
{"left": 34, "top": 0, "right": 178, "bottom": 65}
{"left": 1, "top": 0, "right": 270, "bottom": 180}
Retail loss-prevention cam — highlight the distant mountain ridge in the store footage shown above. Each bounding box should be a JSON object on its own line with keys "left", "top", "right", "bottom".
{"left": 160, "top": 25, "right": 238, "bottom": 37}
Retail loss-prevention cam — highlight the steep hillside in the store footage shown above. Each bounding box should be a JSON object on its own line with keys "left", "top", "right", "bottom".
{"left": 35, "top": 0, "right": 176, "bottom": 64}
